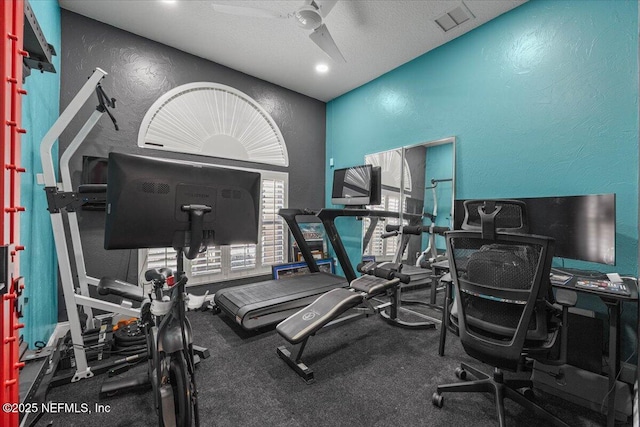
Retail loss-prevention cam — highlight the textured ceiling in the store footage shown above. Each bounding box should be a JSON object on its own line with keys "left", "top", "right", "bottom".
{"left": 58, "top": 0, "right": 527, "bottom": 102}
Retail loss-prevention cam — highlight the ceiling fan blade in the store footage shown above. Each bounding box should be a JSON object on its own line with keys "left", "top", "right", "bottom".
{"left": 309, "top": 24, "right": 345, "bottom": 62}
{"left": 315, "top": 0, "right": 338, "bottom": 18}
{"left": 211, "top": 3, "right": 287, "bottom": 20}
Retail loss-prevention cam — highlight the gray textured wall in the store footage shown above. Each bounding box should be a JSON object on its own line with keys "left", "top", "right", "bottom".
{"left": 59, "top": 11, "right": 326, "bottom": 293}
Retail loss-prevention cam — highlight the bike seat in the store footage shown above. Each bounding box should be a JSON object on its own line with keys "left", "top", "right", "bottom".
{"left": 98, "top": 277, "right": 145, "bottom": 302}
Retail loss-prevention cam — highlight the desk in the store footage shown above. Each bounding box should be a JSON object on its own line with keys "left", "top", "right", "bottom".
{"left": 551, "top": 269, "right": 638, "bottom": 427}
{"left": 439, "top": 268, "right": 638, "bottom": 426}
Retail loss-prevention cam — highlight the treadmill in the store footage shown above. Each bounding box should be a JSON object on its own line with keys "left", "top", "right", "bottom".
{"left": 214, "top": 209, "right": 347, "bottom": 330}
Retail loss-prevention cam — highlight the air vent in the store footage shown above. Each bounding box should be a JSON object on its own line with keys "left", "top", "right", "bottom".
{"left": 435, "top": 2, "right": 474, "bottom": 32}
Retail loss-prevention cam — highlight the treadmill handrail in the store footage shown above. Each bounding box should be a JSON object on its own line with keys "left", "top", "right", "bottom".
{"left": 278, "top": 208, "right": 322, "bottom": 273}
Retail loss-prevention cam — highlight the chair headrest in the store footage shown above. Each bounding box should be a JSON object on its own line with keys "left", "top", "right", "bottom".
{"left": 462, "top": 199, "right": 529, "bottom": 239}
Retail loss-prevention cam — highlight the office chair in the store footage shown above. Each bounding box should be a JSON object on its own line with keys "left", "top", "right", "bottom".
{"left": 438, "top": 199, "right": 530, "bottom": 356}
{"left": 432, "top": 201, "right": 576, "bottom": 427}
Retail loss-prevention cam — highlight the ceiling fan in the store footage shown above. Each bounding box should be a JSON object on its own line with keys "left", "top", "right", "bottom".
{"left": 211, "top": 0, "right": 346, "bottom": 63}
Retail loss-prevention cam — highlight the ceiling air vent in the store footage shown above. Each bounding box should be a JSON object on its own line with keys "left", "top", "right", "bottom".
{"left": 435, "top": 2, "right": 475, "bottom": 32}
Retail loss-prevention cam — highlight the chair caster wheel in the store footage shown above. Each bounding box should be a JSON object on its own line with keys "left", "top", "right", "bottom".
{"left": 520, "top": 387, "right": 535, "bottom": 400}
{"left": 454, "top": 367, "right": 467, "bottom": 380}
{"left": 432, "top": 392, "right": 444, "bottom": 408}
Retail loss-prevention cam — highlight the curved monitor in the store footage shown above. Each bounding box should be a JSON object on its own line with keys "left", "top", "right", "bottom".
{"left": 454, "top": 194, "right": 616, "bottom": 265}
{"left": 104, "top": 153, "right": 261, "bottom": 251}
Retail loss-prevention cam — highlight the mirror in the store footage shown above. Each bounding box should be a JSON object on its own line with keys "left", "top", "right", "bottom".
{"left": 364, "top": 137, "right": 456, "bottom": 267}
{"left": 362, "top": 147, "right": 406, "bottom": 259}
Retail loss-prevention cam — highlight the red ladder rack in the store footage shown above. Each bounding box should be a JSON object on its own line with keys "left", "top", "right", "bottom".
{"left": 1, "top": 1, "right": 27, "bottom": 426}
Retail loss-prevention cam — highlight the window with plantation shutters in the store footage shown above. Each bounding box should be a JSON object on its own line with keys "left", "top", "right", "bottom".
{"left": 191, "top": 247, "right": 223, "bottom": 276}
{"left": 261, "top": 178, "right": 286, "bottom": 266}
{"left": 145, "top": 248, "right": 179, "bottom": 272}
{"left": 138, "top": 169, "right": 288, "bottom": 286}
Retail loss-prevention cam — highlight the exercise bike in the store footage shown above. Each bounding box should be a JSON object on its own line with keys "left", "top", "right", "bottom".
{"left": 100, "top": 209, "right": 207, "bottom": 427}
{"left": 143, "top": 264, "right": 198, "bottom": 427}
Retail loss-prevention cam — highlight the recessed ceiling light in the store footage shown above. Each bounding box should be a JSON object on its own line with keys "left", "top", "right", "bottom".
{"left": 315, "top": 64, "right": 329, "bottom": 73}
{"left": 161, "top": 0, "right": 177, "bottom": 4}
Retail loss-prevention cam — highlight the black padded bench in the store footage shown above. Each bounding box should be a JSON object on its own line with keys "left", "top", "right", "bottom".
{"left": 276, "top": 273, "right": 402, "bottom": 383}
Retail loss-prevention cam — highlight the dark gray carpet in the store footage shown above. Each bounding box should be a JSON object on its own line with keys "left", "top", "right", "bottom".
{"left": 40, "top": 292, "right": 625, "bottom": 427}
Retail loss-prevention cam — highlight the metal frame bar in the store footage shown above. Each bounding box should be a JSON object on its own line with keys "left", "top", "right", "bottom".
{"left": 40, "top": 68, "right": 142, "bottom": 382}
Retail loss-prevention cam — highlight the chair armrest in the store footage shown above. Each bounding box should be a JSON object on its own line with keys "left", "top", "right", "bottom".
{"left": 555, "top": 288, "right": 577, "bottom": 307}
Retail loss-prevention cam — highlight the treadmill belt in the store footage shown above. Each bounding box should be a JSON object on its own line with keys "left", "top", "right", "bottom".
{"left": 215, "top": 272, "right": 347, "bottom": 330}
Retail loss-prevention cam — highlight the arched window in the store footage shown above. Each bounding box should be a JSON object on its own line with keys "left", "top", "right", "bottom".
{"left": 137, "top": 83, "right": 289, "bottom": 284}
{"left": 138, "top": 82, "right": 288, "bottom": 166}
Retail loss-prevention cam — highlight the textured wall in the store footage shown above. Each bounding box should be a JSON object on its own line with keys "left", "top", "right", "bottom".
{"left": 328, "top": 0, "right": 637, "bottom": 274}
{"left": 59, "top": 11, "right": 326, "bottom": 314}
{"left": 20, "top": 0, "right": 61, "bottom": 347}
{"left": 327, "top": 0, "right": 638, "bottom": 355}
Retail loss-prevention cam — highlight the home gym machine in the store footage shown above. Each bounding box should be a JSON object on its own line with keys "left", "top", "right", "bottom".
{"left": 381, "top": 222, "right": 449, "bottom": 314}
{"left": 40, "top": 68, "right": 140, "bottom": 383}
{"left": 317, "top": 208, "right": 443, "bottom": 328}
{"left": 276, "top": 208, "right": 444, "bottom": 382}
{"left": 40, "top": 68, "right": 208, "bottom": 387}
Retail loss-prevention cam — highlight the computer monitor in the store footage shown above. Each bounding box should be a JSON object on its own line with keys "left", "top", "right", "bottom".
{"left": 331, "top": 164, "right": 379, "bottom": 206}
{"left": 104, "top": 153, "right": 261, "bottom": 254}
{"left": 454, "top": 194, "right": 616, "bottom": 265}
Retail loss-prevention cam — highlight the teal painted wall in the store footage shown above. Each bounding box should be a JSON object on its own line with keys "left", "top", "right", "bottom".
{"left": 328, "top": 0, "right": 637, "bottom": 273}
{"left": 21, "top": 0, "right": 61, "bottom": 347}
{"left": 326, "top": 0, "right": 638, "bottom": 354}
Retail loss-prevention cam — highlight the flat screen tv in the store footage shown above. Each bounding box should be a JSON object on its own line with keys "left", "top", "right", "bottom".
{"left": 104, "top": 153, "right": 261, "bottom": 253}
{"left": 331, "top": 164, "right": 381, "bottom": 206}
{"left": 454, "top": 194, "right": 616, "bottom": 265}
{"left": 82, "top": 156, "right": 109, "bottom": 184}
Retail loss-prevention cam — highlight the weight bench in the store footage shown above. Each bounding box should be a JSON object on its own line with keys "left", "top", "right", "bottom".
{"left": 276, "top": 268, "right": 406, "bottom": 383}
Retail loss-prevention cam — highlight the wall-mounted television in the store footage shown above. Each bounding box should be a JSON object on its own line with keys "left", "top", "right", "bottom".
{"left": 454, "top": 194, "right": 616, "bottom": 265}
{"left": 331, "top": 164, "right": 381, "bottom": 206}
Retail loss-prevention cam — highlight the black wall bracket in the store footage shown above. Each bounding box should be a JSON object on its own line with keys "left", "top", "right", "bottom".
{"left": 44, "top": 187, "right": 106, "bottom": 213}
{"left": 23, "top": 0, "right": 57, "bottom": 80}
